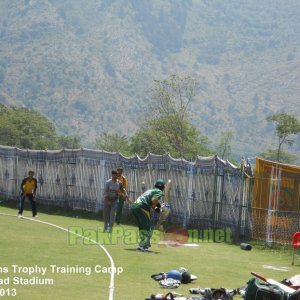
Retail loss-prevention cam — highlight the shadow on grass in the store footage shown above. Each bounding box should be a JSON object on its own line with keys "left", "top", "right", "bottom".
{"left": 124, "top": 248, "right": 160, "bottom": 254}
{"left": 0, "top": 197, "right": 292, "bottom": 253}
{"left": 0, "top": 196, "right": 137, "bottom": 225}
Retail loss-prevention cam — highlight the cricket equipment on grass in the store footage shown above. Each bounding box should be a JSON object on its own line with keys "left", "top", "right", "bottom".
{"left": 250, "top": 272, "right": 295, "bottom": 294}
{"left": 288, "top": 287, "right": 300, "bottom": 300}
{"left": 145, "top": 292, "right": 202, "bottom": 300}
{"left": 240, "top": 242, "right": 252, "bottom": 250}
{"left": 281, "top": 274, "right": 300, "bottom": 290}
{"left": 145, "top": 293, "right": 167, "bottom": 300}
{"left": 151, "top": 267, "right": 197, "bottom": 288}
{"left": 189, "top": 287, "right": 237, "bottom": 299}
{"left": 244, "top": 277, "right": 289, "bottom": 300}
{"left": 159, "top": 278, "right": 181, "bottom": 289}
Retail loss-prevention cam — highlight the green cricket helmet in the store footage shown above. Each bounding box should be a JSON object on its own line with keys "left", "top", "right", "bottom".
{"left": 154, "top": 179, "right": 165, "bottom": 191}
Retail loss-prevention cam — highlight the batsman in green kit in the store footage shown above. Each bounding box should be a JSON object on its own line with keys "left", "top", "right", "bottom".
{"left": 131, "top": 179, "right": 165, "bottom": 252}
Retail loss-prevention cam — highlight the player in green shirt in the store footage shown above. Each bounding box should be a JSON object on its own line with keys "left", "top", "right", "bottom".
{"left": 131, "top": 179, "right": 165, "bottom": 252}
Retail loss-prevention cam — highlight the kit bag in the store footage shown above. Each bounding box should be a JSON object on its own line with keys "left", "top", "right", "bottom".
{"left": 245, "top": 278, "right": 288, "bottom": 300}
{"left": 288, "top": 288, "right": 300, "bottom": 300}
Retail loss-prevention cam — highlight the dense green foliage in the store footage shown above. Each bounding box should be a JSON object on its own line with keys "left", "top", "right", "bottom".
{"left": 2, "top": 104, "right": 300, "bottom": 166}
{"left": 264, "top": 113, "right": 300, "bottom": 163}
{"left": 215, "top": 130, "right": 234, "bottom": 160}
{"left": 131, "top": 118, "right": 212, "bottom": 160}
{"left": 0, "top": 104, "right": 81, "bottom": 149}
{"left": 259, "top": 149, "right": 298, "bottom": 164}
{"left": 130, "top": 75, "right": 212, "bottom": 160}
{"left": 93, "top": 75, "right": 214, "bottom": 160}
{"left": 56, "top": 135, "right": 81, "bottom": 149}
{"left": 95, "top": 133, "right": 132, "bottom": 156}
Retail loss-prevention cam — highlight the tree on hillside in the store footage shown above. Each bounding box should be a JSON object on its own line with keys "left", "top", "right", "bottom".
{"left": 215, "top": 130, "right": 233, "bottom": 159}
{"left": 95, "top": 133, "right": 132, "bottom": 156}
{"left": 57, "top": 135, "right": 81, "bottom": 149}
{"left": 0, "top": 104, "right": 81, "bottom": 150}
{"left": 265, "top": 112, "right": 300, "bottom": 162}
{"left": 131, "top": 118, "right": 211, "bottom": 159}
{"left": 259, "top": 149, "right": 297, "bottom": 164}
{"left": 131, "top": 75, "right": 212, "bottom": 160}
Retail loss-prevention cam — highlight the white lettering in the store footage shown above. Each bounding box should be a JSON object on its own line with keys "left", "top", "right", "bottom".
{"left": 0, "top": 266, "right": 9, "bottom": 273}
{"left": 94, "top": 265, "right": 123, "bottom": 275}
{"left": 0, "top": 277, "right": 10, "bottom": 285}
{"left": 11, "top": 265, "right": 47, "bottom": 276}
{"left": 50, "top": 265, "right": 91, "bottom": 276}
{"left": 13, "top": 276, "right": 54, "bottom": 285}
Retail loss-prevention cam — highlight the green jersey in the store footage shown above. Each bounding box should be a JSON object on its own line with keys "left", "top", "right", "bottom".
{"left": 131, "top": 188, "right": 163, "bottom": 211}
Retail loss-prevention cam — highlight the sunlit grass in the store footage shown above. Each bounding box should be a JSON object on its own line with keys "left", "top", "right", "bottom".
{"left": 0, "top": 203, "right": 298, "bottom": 299}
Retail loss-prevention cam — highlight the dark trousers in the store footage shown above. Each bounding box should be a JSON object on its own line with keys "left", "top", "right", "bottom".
{"left": 131, "top": 207, "right": 152, "bottom": 247}
{"left": 103, "top": 199, "right": 118, "bottom": 230}
{"left": 115, "top": 196, "right": 125, "bottom": 224}
{"left": 18, "top": 194, "right": 37, "bottom": 216}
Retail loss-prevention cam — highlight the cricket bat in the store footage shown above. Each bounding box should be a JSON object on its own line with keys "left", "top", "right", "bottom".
{"left": 156, "top": 179, "right": 171, "bottom": 230}
{"left": 251, "top": 272, "right": 296, "bottom": 294}
{"left": 164, "top": 179, "right": 172, "bottom": 203}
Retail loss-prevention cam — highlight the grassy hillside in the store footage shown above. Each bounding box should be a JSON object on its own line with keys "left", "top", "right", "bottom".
{"left": 0, "top": 0, "right": 299, "bottom": 159}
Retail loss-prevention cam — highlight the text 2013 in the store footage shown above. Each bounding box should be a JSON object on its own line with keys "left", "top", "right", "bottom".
{"left": 0, "top": 288, "right": 17, "bottom": 297}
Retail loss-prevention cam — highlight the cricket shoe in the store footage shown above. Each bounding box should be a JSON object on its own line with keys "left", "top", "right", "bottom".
{"left": 137, "top": 246, "right": 150, "bottom": 252}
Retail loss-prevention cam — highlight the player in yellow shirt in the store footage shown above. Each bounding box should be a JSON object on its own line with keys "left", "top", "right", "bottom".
{"left": 18, "top": 170, "right": 38, "bottom": 218}
{"left": 115, "top": 167, "right": 128, "bottom": 225}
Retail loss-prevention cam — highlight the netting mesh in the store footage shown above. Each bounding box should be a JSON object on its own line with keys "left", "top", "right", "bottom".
{"left": 250, "top": 208, "right": 300, "bottom": 244}
{"left": 1, "top": 146, "right": 300, "bottom": 243}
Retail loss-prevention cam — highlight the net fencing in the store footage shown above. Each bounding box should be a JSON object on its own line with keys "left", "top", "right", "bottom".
{"left": 250, "top": 157, "right": 300, "bottom": 245}
{"left": 1, "top": 146, "right": 299, "bottom": 244}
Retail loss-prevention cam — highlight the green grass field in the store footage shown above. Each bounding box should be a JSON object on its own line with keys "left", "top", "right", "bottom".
{"left": 0, "top": 202, "right": 299, "bottom": 300}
